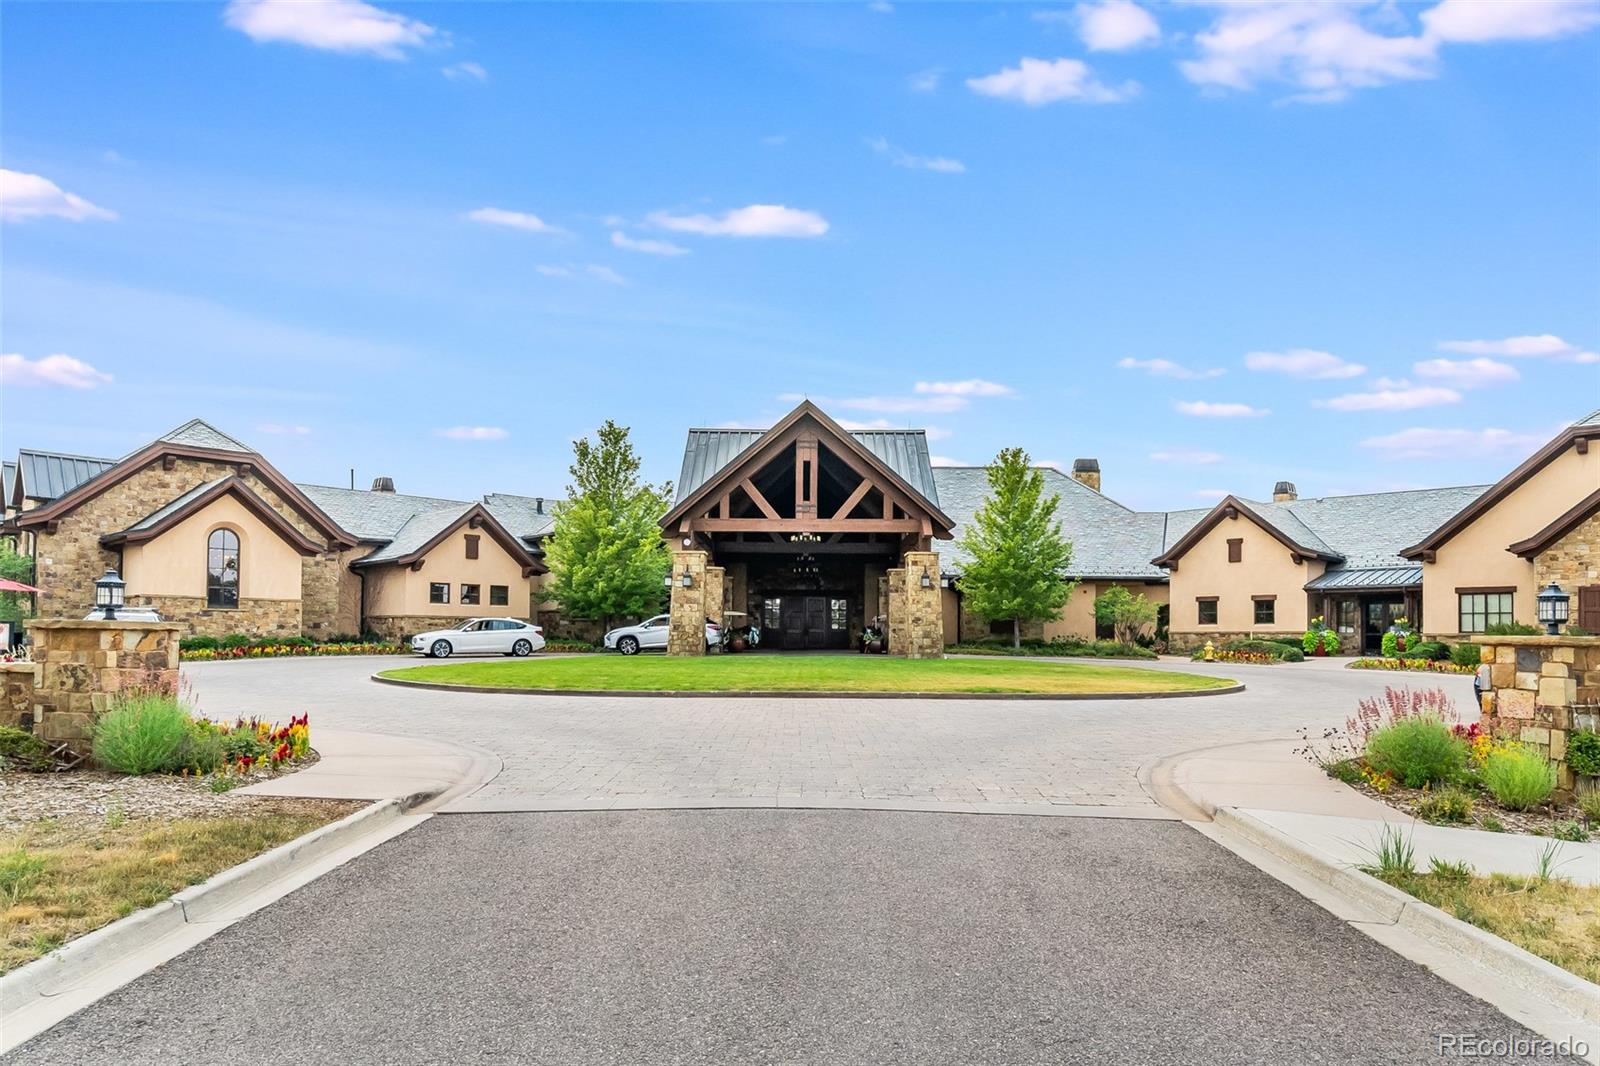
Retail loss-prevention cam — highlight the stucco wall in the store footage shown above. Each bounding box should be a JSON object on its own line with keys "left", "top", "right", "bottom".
{"left": 1167, "top": 513, "right": 1325, "bottom": 640}
{"left": 1042, "top": 580, "right": 1170, "bottom": 642}
{"left": 1420, "top": 443, "right": 1599, "bottom": 639}
{"left": 363, "top": 526, "right": 532, "bottom": 619}
{"left": 121, "top": 493, "right": 303, "bottom": 601}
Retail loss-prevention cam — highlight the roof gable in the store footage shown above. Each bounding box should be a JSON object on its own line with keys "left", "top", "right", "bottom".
{"left": 158, "top": 419, "right": 254, "bottom": 453}
{"left": 100, "top": 476, "right": 324, "bottom": 555}
{"left": 1152, "top": 496, "right": 1343, "bottom": 570}
{"left": 351, "top": 502, "right": 546, "bottom": 574}
{"left": 1508, "top": 486, "right": 1600, "bottom": 560}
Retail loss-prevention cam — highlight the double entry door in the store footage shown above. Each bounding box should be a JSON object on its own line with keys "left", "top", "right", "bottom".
{"left": 776, "top": 594, "right": 850, "bottom": 649}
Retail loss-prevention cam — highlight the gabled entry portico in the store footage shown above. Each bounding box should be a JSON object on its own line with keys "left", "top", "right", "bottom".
{"left": 660, "top": 401, "right": 953, "bottom": 656}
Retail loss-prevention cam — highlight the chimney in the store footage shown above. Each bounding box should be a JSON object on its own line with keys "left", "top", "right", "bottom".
{"left": 1071, "top": 458, "right": 1101, "bottom": 493}
{"left": 371, "top": 476, "right": 396, "bottom": 493}
{"left": 1273, "top": 480, "right": 1297, "bottom": 502}
{"left": 535, "top": 497, "right": 544, "bottom": 515}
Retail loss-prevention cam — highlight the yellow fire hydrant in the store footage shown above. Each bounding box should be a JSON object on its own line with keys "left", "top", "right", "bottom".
{"left": 1203, "top": 639, "right": 1215, "bottom": 662}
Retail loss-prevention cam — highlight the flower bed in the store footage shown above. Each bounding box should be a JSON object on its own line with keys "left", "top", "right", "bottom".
{"left": 1191, "top": 649, "right": 1276, "bottom": 665}
{"left": 1347, "top": 657, "right": 1475, "bottom": 675}
{"left": 182, "top": 642, "right": 401, "bottom": 661}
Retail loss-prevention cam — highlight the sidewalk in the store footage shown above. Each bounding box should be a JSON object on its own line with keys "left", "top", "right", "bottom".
{"left": 238, "top": 728, "right": 500, "bottom": 811}
{"left": 1168, "top": 738, "right": 1600, "bottom": 885}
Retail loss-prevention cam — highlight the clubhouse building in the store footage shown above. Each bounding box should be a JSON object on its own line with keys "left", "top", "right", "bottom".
{"left": 5, "top": 403, "right": 1598, "bottom": 654}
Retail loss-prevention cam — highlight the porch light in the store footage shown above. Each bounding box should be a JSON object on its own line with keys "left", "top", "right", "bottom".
{"left": 919, "top": 568, "right": 932, "bottom": 590}
{"left": 681, "top": 572, "right": 694, "bottom": 589}
{"left": 663, "top": 574, "right": 672, "bottom": 590}
{"left": 94, "top": 568, "right": 126, "bottom": 621}
{"left": 1537, "top": 581, "right": 1570, "bottom": 636}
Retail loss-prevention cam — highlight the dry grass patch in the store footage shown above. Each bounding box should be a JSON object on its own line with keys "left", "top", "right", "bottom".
{"left": 1379, "top": 869, "right": 1600, "bottom": 984}
{"left": 0, "top": 801, "right": 356, "bottom": 975}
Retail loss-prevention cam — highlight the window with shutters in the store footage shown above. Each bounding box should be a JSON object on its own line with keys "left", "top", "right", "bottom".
{"left": 1227, "top": 539, "right": 1242, "bottom": 564}
{"left": 465, "top": 534, "right": 480, "bottom": 560}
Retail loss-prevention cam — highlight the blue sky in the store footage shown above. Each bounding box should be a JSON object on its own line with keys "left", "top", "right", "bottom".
{"left": 3, "top": 0, "right": 1597, "bottom": 511}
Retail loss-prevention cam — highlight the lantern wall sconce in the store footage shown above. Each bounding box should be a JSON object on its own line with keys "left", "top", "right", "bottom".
{"left": 95, "top": 568, "right": 127, "bottom": 621}
{"left": 681, "top": 572, "right": 694, "bottom": 589}
{"left": 919, "top": 568, "right": 933, "bottom": 590}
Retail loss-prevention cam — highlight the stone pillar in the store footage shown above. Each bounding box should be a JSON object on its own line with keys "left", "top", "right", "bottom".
{"left": 1478, "top": 635, "right": 1600, "bottom": 796}
{"left": 667, "top": 550, "right": 710, "bottom": 656}
{"left": 885, "top": 550, "right": 944, "bottom": 659}
{"left": 703, "top": 566, "right": 725, "bottom": 628}
{"left": 28, "top": 619, "right": 182, "bottom": 754}
{"left": 1, "top": 663, "right": 39, "bottom": 730}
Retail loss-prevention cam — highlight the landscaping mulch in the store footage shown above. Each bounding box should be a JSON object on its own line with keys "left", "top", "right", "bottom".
{"left": 0, "top": 752, "right": 351, "bottom": 830}
{"left": 1350, "top": 775, "right": 1592, "bottom": 837}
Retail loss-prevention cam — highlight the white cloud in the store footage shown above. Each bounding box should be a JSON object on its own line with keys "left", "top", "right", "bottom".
{"left": 257, "top": 423, "right": 312, "bottom": 436}
{"left": 535, "top": 264, "right": 573, "bottom": 278}
{"left": 1149, "top": 449, "right": 1224, "bottom": 464}
{"left": 1412, "top": 357, "right": 1519, "bottom": 389}
{"left": 924, "top": 426, "right": 952, "bottom": 441}
{"left": 909, "top": 69, "right": 942, "bottom": 92}
{"left": 1437, "top": 334, "right": 1599, "bottom": 363}
{"left": 611, "top": 231, "right": 689, "bottom": 256}
{"left": 840, "top": 395, "right": 967, "bottom": 414}
{"left": 222, "top": 0, "right": 437, "bottom": 59}
{"left": 966, "top": 57, "right": 1138, "bottom": 105}
{"left": 1072, "top": 0, "right": 1160, "bottom": 51}
{"left": 1179, "top": 0, "right": 1600, "bottom": 104}
{"left": 1117, "top": 357, "right": 1224, "bottom": 380}
{"left": 1243, "top": 348, "right": 1366, "bottom": 379}
{"left": 1359, "top": 426, "right": 1550, "bottom": 460}
{"left": 914, "top": 379, "right": 1013, "bottom": 397}
{"left": 1175, "top": 400, "right": 1270, "bottom": 417}
{"left": 585, "top": 265, "right": 626, "bottom": 286}
{"left": 867, "top": 1, "right": 894, "bottom": 12}
{"left": 466, "top": 207, "right": 565, "bottom": 235}
{"left": 1422, "top": 0, "right": 1600, "bottom": 43}
{"left": 650, "top": 204, "right": 829, "bottom": 239}
{"left": 0, "top": 170, "right": 116, "bottom": 223}
{"left": 442, "top": 61, "right": 487, "bottom": 81}
{"left": 929, "top": 455, "right": 969, "bottom": 467}
{"left": 866, "top": 137, "right": 965, "bottom": 174}
{"left": 1316, "top": 383, "right": 1461, "bottom": 412}
{"left": 0, "top": 353, "right": 114, "bottom": 389}
{"left": 436, "top": 426, "right": 508, "bottom": 441}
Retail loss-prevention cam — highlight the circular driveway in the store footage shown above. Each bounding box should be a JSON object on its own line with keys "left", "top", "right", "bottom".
{"left": 183, "top": 654, "right": 1475, "bottom": 815}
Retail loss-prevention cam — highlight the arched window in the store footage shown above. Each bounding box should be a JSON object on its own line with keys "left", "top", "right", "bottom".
{"left": 207, "top": 528, "right": 240, "bottom": 608}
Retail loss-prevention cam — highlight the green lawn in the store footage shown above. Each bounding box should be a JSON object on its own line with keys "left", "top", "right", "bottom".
{"left": 379, "top": 655, "right": 1233, "bottom": 695}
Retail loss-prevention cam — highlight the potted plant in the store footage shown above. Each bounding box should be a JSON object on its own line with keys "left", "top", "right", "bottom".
{"left": 1381, "top": 617, "right": 1415, "bottom": 658}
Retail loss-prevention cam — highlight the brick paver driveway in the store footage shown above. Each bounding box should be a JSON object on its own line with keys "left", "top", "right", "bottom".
{"left": 184, "top": 654, "right": 1474, "bottom": 813}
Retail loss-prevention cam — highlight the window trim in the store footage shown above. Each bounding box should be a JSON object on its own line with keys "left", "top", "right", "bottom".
{"left": 460, "top": 583, "right": 481, "bottom": 606}
{"left": 1196, "top": 596, "right": 1219, "bottom": 626}
{"left": 1253, "top": 597, "right": 1276, "bottom": 625}
{"left": 206, "top": 526, "right": 241, "bottom": 610}
{"left": 1455, "top": 587, "right": 1513, "bottom": 633}
{"left": 489, "top": 584, "right": 509, "bottom": 606}
{"left": 429, "top": 582, "right": 450, "bottom": 604}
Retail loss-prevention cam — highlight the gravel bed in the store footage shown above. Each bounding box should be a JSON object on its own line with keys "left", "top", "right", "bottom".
{"left": 0, "top": 752, "right": 350, "bottom": 830}
{"left": 1352, "top": 777, "right": 1593, "bottom": 836}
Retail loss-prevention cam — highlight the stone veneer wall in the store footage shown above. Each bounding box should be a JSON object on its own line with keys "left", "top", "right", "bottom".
{"left": 666, "top": 550, "right": 720, "bottom": 656}
{"left": 1535, "top": 513, "right": 1600, "bottom": 595}
{"left": 1, "top": 662, "right": 38, "bottom": 730}
{"left": 1477, "top": 635, "right": 1600, "bottom": 795}
{"left": 28, "top": 619, "right": 181, "bottom": 754}
{"left": 956, "top": 597, "right": 1044, "bottom": 644}
{"left": 28, "top": 454, "right": 344, "bottom": 633}
{"left": 126, "top": 594, "right": 302, "bottom": 640}
{"left": 886, "top": 551, "right": 944, "bottom": 659}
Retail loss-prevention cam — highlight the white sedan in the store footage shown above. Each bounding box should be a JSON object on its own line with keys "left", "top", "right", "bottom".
{"left": 603, "top": 615, "right": 720, "bottom": 655}
{"left": 411, "top": 618, "right": 546, "bottom": 658}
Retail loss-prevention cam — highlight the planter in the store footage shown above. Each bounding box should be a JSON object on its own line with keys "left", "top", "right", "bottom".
{"left": 729, "top": 637, "right": 748, "bottom": 653}
{"left": 1314, "top": 646, "right": 1327, "bottom": 657}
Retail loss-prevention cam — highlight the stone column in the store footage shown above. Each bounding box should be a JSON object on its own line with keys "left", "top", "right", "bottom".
{"left": 703, "top": 566, "right": 725, "bottom": 628}
{"left": 667, "top": 550, "right": 710, "bottom": 656}
{"left": 1478, "top": 634, "right": 1600, "bottom": 796}
{"left": 885, "top": 550, "right": 944, "bottom": 659}
{"left": 28, "top": 619, "right": 182, "bottom": 754}
{"left": 1, "top": 663, "right": 39, "bottom": 731}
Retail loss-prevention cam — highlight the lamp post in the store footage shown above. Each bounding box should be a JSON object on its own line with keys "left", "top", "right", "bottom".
{"left": 94, "top": 568, "right": 126, "bottom": 621}
{"left": 1537, "top": 581, "right": 1570, "bottom": 636}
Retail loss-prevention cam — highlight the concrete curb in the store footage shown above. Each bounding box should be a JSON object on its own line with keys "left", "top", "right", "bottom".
{"left": 1213, "top": 805, "right": 1600, "bottom": 1027}
{"left": 369, "top": 673, "right": 1245, "bottom": 702}
{"left": 0, "top": 795, "right": 417, "bottom": 1020}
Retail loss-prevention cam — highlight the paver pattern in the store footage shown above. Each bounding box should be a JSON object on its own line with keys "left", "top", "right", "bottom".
{"left": 185, "top": 655, "right": 1475, "bottom": 811}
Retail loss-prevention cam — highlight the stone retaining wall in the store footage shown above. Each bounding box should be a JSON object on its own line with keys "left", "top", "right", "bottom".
{"left": 1, "top": 662, "right": 37, "bottom": 731}
{"left": 1477, "top": 635, "right": 1600, "bottom": 794}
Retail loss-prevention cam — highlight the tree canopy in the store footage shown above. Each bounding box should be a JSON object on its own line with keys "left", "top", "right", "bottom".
{"left": 956, "top": 447, "right": 1075, "bottom": 647}
{"left": 542, "top": 420, "right": 673, "bottom": 629}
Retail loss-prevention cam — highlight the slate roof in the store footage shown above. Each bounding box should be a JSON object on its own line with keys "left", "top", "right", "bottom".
{"left": 295, "top": 483, "right": 471, "bottom": 542}
{"left": 353, "top": 505, "right": 478, "bottom": 565}
{"left": 15, "top": 449, "right": 118, "bottom": 502}
{"left": 675, "top": 428, "right": 941, "bottom": 510}
{"left": 1575, "top": 408, "right": 1600, "bottom": 428}
{"left": 1247, "top": 485, "right": 1489, "bottom": 569}
{"left": 1305, "top": 565, "right": 1424, "bottom": 591}
{"left": 157, "top": 419, "right": 254, "bottom": 453}
{"left": 483, "top": 493, "right": 561, "bottom": 541}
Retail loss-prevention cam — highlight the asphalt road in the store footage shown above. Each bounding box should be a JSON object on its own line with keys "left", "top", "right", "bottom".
{"left": 10, "top": 810, "right": 1575, "bottom": 1065}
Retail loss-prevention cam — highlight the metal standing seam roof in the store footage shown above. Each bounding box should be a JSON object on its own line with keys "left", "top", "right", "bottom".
{"left": 15, "top": 449, "right": 118, "bottom": 502}
{"left": 1305, "top": 565, "right": 1424, "bottom": 591}
{"left": 2, "top": 462, "right": 15, "bottom": 508}
{"left": 674, "top": 428, "right": 941, "bottom": 510}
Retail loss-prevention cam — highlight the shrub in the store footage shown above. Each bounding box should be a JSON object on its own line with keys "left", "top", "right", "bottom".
{"left": 0, "top": 726, "right": 53, "bottom": 772}
{"left": 1449, "top": 643, "right": 1481, "bottom": 668}
{"left": 179, "top": 635, "right": 221, "bottom": 652}
{"left": 1223, "top": 639, "right": 1305, "bottom": 662}
{"left": 1483, "top": 621, "right": 1540, "bottom": 636}
{"left": 1364, "top": 715, "right": 1468, "bottom": 789}
{"left": 255, "top": 635, "right": 314, "bottom": 649}
{"left": 1579, "top": 792, "right": 1600, "bottom": 825}
{"left": 1566, "top": 731, "right": 1600, "bottom": 778}
{"left": 1414, "top": 787, "right": 1474, "bottom": 823}
{"left": 1481, "top": 745, "right": 1557, "bottom": 810}
{"left": 92, "top": 695, "right": 195, "bottom": 775}
{"left": 1395, "top": 641, "right": 1449, "bottom": 661}
{"left": 174, "top": 726, "right": 224, "bottom": 774}
{"left": 220, "top": 730, "right": 268, "bottom": 761}
{"left": 220, "top": 633, "right": 252, "bottom": 649}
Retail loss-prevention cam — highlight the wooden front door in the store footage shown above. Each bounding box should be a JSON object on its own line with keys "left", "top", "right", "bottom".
{"left": 777, "top": 594, "right": 849, "bottom": 649}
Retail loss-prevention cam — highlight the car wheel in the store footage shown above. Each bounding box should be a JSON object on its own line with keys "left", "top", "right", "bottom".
{"left": 618, "top": 636, "right": 640, "bottom": 656}
{"left": 429, "top": 639, "right": 452, "bottom": 659}
{"left": 511, "top": 638, "right": 533, "bottom": 657}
